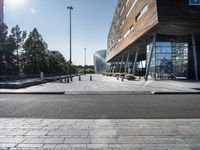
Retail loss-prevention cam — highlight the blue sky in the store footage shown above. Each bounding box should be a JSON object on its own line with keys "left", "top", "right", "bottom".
{"left": 4, "top": 0, "right": 117, "bottom": 65}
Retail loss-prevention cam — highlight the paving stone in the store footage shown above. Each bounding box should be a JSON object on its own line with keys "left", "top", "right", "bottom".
{"left": 25, "top": 131, "right": 48, "bottom": 136}
{"left": 56, "top": 144, "right": 70, "bottom": 148}
{"left": 0, "top": 143, "right": 17, "bottom": 148}
{"left": 64, "top": 138, "right": 90, "bottom": 144}
{"left": 91, "top": 138, "right": 117, "bottom": 144}
{"left": 90, "top": 130, "right": 117, "bottom": 136}
{"left": 43, "top": 138, "right": 64, "bottom": 144}
{"left": 69, "top": 144, "right": 87, "bottom": 148}
{"left": 144, "top": 137, "right": 185, "bottom": 144}
{"left": 48, "top": 130, "right": 89, "bottom": 136}
{"left": 0, "top": 137, "right": 25, "bottom": 143}
{"left": 87, "top": 144, "right": 109, "bottom": 148}
{"left": 23, "top": 138, "right": 44, "bottom": 144}
{"left": 117, "top": 137, "right": 144, "bottom": 144}
{"left": 42, "top": 144, "right": 57, "bottom": 148}
{"left": 17, "top": 144, "right": 43, "bottom": 148}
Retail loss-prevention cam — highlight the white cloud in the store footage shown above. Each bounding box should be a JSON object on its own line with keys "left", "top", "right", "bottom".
{"left": 30, "top": 8, "right": 37, "bottom": 15}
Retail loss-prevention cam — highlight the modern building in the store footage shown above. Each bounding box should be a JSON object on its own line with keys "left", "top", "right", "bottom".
{"left": 94, "top": 50, "right": 109, "bottom": 74}
{"left": 107, "top": 0, "right": 200, "bottom": 80}
{"left": 0, "top": 0, "right": 3, "bottom": 23}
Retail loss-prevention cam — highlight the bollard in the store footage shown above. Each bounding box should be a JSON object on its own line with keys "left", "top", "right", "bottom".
{"left": 79, "top": 76, "right": 81, "bottom": 81}
{"left": 67, "top": 77, "right": 69, "bottom": 83}
{"left": 70, "top": 77, "right": 73, "bottom": 81}
{"left": 139, "top": 76, "right": 141, "bottom": 80}
{"left": 121, "top": 77, "right": 124, "bottom": 82}
{"left": 40, "top": 72, "right": 44, "bottom": 80}
{"left": 90, "top": 76, "right": 92, "bottom": 81}
{"left": 117, "top": 76, "right": 119, "bottom": 80}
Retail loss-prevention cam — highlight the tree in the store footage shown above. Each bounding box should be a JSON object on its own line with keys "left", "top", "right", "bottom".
{"left": 9, "top": 25, "right": 26, "bottom": 74}
{"left": 0, "top": 23, "right": 8, "bottom": 75}
{"left": 47, "top": 54, "right": 70, "bottom": 75}
{"left": 22, "top": 28, "right": 48, "bottom": 74}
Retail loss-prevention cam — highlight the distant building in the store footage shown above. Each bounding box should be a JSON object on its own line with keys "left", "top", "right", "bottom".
{"left": 43, "top": 42, "right": 63, "bottom": 58}
{"left": 94, "top": 50, "right": 109, "bottom": 74}
{"left": 0, "top": 0, "right": 4, "bottom": 23}
{"left": 49, "top": 51, "right": 63, "bottom": 57}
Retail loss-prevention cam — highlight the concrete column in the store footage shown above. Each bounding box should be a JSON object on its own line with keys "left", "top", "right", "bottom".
{"left": 145, "top": 34, "right": 157, "bottom": 81}
{"left": 132, "top": 45, "right": 139, "bottom": 75}
{"left": 119, "top": 55, "right": 124, "bottom": 73}
{"left": 124, "top": 52, "right": 130, "bottom": 73}
{"left": 117, "top": 57, "right": 120, "bottom": 72}
{"left": 192, "top": 34, "right": 199, "bottom": 80}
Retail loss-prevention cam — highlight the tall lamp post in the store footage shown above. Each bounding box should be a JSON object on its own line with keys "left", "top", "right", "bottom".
{"left": 67, "top": 6, "right": 73, "bottom": 77}
{"left": 84, "top": 48, "right": 87, "bottom": 75}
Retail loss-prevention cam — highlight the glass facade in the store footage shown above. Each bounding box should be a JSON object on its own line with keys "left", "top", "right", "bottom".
{"left": 147, "top": 35, "right": 189, "bottom": 80}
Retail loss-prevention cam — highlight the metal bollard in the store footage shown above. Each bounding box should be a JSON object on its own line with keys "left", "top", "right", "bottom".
{"left": 90, "top": 76, "right": 92, "bottom": 81}
{"left": 70, "top": 77, "right": 73, "bottom": 81}
{"left": 79, "top": 76, "right": 81, "bottom": 81}
{"left": 121, "top": 77, "right": 124, "bottom": 82}
{"left": 117, "top": 76, "right": 119, "bottom": 80}
{"left": 67, "top": 77, "right": 69, "bottom": 83}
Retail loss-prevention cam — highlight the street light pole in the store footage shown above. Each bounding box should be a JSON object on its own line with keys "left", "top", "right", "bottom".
{"left": 84, "top": 48, "right": 87, "bottom": 75}
{"left": 67, "top": 6, "right": 73, "bottom": 76}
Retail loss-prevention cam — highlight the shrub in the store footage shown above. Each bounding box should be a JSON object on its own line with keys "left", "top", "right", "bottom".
{"left": 113, "top": 73, "right": 120, "bottom": 77}
{"left": 125, "top": 74, "right": 136, "bottom": 80}
{"left": 108, "top": 73, "right": 113, "bottom": 76}
{"left": 120, "top": 73, "right": 127, "bottom": 77}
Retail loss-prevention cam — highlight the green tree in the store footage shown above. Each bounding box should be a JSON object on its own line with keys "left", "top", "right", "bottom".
{"left": 9, "top": 25, "right": 26, "bottom": 74}
{"left": 22, "top": 28, "right": 48, "bottom": 75}
{"left": 48, "top": 54, "right": 70, "bottom": 74}
{"left": 0, "top": 23, "right": 8, "bottom": 75}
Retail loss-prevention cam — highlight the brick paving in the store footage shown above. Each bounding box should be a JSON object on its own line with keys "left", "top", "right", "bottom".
{"left": 0, "top": 119, "right": 199, "bottom": 149}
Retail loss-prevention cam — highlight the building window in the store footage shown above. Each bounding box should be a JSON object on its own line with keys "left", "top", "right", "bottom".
{"left": 123, "top": 25, "right": 133, "bottom": 38}
{"left": 136, "top": 4, "right": 148, "bottom": 21}
{"left": 147, "top": 35, "right": 189, "bottom": 80}
{"left": 120, "top": 6, "right": 124, "bottom": 16}
{"left": 126, "top": 0, "right": 130, "bottom": 6}
{"left": 121, "top": 20, "right": 125, "bottom": 26}
{"left": 126, "top": 0, "right": 138, "bottom": 18}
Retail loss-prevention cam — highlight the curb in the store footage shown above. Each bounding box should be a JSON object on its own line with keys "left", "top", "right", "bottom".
{"left": 151, "top": 91, "right": 200, "bottom": 95}
{"left": 65, "top": 91, "right": 152, "bottom": 95}
{"left": 0, "top": 91, "right": 65, "bottom": 95}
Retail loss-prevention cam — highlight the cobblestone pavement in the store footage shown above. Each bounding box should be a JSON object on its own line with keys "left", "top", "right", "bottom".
{"left": 0, "top": 74, "right": 200, "bottom": 93}
{"left": 0, "top": 119, "right": 199, "bottom": 149}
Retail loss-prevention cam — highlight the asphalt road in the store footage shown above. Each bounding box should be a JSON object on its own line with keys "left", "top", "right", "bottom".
{"left": 0, "top": 94, "right": 200, "bottom": 119}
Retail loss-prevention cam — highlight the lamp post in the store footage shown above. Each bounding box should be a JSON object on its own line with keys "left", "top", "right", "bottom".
{"left": 67, "top": 6, "right": 73, "bottom": 77}
{"left": 84, "top": 48, "right": 87, "bottom": 75}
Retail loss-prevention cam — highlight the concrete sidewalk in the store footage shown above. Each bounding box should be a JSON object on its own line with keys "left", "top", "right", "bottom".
{"left": 0, "top": 118, "right": 199, "bottom": 149}
{"left": 0, "top": 74, "right": 200, "bottom": 94}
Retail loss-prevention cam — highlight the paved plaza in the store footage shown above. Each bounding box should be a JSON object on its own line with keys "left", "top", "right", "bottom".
{"left": 0, "top": 74, "right": 200, "bottom": 93}
{"left": 0, "top": 75, "right": 200, "bottom": 149}
{"left": 0, "top": 118, "right": 200, "bottom": 149}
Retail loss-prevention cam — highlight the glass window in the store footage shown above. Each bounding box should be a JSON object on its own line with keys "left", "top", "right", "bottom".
{"left": 136, "top": 4, "right": 148, "bottom": 21}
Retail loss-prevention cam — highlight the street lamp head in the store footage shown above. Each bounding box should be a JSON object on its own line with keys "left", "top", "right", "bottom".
{"left": 67, "top": 6, "right": 73, "bottom": 10}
